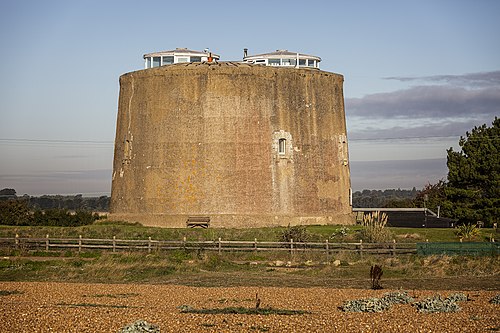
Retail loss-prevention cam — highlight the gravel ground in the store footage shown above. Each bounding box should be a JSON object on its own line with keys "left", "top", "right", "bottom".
{"left": 0, "top": 282, "right": 498, "bottom": 332}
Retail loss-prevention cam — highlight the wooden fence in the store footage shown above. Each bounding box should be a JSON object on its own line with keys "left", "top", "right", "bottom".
{"left": 0, "top": 235, "right": 417, "bottom": 256}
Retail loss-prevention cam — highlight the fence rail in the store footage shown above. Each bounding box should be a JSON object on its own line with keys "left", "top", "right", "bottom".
{"left": 0, "top": 235, "right": 418, "bottom": 256}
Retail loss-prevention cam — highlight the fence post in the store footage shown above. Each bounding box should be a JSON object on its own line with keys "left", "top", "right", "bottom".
{"left": 15, "top": 234, "right": 19, "bottom": 250}
{"left": 46, "top": 234, "right": 49, "bottom": 251}
{"left": 183, "top": 236, "right": 186, "bottom": 250}
{"left": 218, "top": 237, "right": 222, "bottom": 254}
{"left": 290, "top": 238, "right": 294, "bottom": 255}
{"left": 392, "top": 239, "right": 396, "bottom": 256}
{"left": 325, "top": 239, "right": 330, "bottom": 261}
{"left": 79, "top": 235, "right": 82, "bottom": 253}
{"left": 148, "top": 237, "right": 152, "bottom": 253}
{"left": 113, "top": 236, "right": 116, "bottom": 252}
{"left": 254, "top": 238, "right": 257, "bottom": 252}
{"left": 359, "top": 239, "right": 363, "bottom": 258}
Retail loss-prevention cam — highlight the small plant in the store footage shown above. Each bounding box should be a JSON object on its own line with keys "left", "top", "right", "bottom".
{"left": 370, "top": 264, "right": 383, "bottom": 290}
{"left": 455, "top": 223, "right": 480, "bottom": 240}
{"left": 330, "top": 226, "right": 350, "bottom": 240}
{"left": 360, "top": 211, "right": 392, "bottom": 243}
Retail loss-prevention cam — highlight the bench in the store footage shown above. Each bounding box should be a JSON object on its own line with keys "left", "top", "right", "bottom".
{"left": 186, "top": 216, "right": 210, "bottom": 228}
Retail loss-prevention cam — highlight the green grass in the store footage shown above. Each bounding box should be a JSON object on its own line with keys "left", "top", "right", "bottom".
{"left": 2, "top": 221, "right": 496, "bottom": 243}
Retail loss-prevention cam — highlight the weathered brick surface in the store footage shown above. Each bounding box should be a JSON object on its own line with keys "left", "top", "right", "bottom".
{"left": 110, "top": 62, "right": 352, "bottom": 227}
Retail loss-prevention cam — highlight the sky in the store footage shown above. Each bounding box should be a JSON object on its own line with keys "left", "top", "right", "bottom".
{"left": 0, "top": 0, "right": 499, "bottom": 195}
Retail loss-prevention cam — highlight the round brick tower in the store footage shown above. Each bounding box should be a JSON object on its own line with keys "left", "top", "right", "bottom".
{"left": 110, "top": 62, "right": 352, "bottom": 227}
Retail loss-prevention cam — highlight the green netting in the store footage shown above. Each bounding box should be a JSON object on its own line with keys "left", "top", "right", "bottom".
{"left": 417, "top": 242, "right": 500, "bottom": 256}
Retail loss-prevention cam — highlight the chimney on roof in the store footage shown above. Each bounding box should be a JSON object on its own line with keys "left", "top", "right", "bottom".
{"left": 243, "top": 48, "right": 248, "bottom": 58}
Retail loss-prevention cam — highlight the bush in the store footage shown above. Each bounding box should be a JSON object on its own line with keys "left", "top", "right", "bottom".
{"left": 32, "top": 209, "right": 98, "bottom": 227}
{"left": 0, "top": 200, "right": 33, "bottom": 225}
{"left": 455, "top": 223, "right": 480, "bottom": 240}
{"left": 278, "top": 225, "right": 310, "bottom": 243}
{"left": 360, "top": 211, "right": 392, "bottom": 243}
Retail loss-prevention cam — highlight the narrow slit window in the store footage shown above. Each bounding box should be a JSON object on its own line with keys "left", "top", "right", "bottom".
{"left": 278, "top": 138, "right": 286, "bottom": 155}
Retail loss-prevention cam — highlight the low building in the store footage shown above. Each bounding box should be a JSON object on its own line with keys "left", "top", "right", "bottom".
{"left": 242, "top": 49, "right": 321, "bottom": 69}
{"left": 143, "top": 48, "right": 220, "bottom": 69}
{"left": 353, "top": 208, "right": 456, "bottom": 228}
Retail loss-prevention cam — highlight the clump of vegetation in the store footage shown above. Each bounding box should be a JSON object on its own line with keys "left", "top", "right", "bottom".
{"left": 370, "top": 264, "right": 383, "bottom": 290}
{"left": 413, "top": 294, "right": 466, "bottom": 313}
{"left": 455, "top": 223, "right": 480, "bottom": 240}
{"left": 0, "top": 290, "right": 23, "bottom": 296}
{"left": 330, "top": 226, "right": 350, "bottom": 241}
{"left": 360, "top": 211, "right": 392, "bottom": 243}
{"left": 489, "top": 294, "right": 500, "bottom": 304}
{"left": 446, "top": 292, "right": 469, "bottom": 302}
{"left": 278, "top": 225, "right": 310, "bottom": 243}
{"left": 341, "top": 291, "right": 414, "bottom": 313}
{"left": 117, "top": 319, "right": 159, "bottom": 333}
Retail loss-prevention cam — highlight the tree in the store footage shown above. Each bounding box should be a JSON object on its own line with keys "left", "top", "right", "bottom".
{"left": 0, "top": 188, "right": 16, "bottom": 198}
{"left": 413, "top": 180, "right": 448, "bottom": 215}
{"left": 445, "top": 117, "right": 499, "bottom": 226}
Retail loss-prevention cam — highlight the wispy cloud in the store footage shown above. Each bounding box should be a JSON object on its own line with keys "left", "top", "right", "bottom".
{"left": 384, "top": 70, "right": 500, "bottom": 88}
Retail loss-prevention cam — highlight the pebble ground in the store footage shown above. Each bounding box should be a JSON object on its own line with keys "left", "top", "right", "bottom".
{"left": 0, "top": 282, "right": 498, "bottom": 332}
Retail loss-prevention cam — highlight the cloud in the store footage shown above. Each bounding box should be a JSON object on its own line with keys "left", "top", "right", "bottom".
{"left": 346, "top": 85, "right": 500, "bottom": 120}
{"left": 347, "top": 119, "right": 479, "bottom": 140}
{"left": 384, "top": 71, "right": 500, "bottom": 88}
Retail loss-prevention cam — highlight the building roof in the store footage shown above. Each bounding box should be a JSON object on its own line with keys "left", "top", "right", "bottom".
{"left": 243, "top": 49, "right": 321, "bottom": 61}
{"left": 143, "top": 48, "right": 220, "bottom": 59}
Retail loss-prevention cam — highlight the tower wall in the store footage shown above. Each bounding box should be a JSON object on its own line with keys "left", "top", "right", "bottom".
{"left": 110, "top": 62, "right": 353, "bottom": 227}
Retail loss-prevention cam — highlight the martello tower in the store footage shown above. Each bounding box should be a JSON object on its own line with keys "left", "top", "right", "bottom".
{"left": 110, "top": 48, "right": 352, "bottom": 227}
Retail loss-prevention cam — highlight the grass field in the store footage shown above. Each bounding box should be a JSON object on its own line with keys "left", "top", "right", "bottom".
{"left": 0, "top": 220, "right": 497, "bottom": 243}
{"left": 0, "top": 221, "right": 498, "bottom": 290}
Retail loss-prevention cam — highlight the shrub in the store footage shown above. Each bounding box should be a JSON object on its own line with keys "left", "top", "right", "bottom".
{"left": 455, "top": 223, "right": 480, "bottom": 240}
{"left": 0, "top": 200, "right": 33, "bottom": 225}
{"left": 360, "top": 211, "right": 392, "bottom": 243}
{"left": 278, "top": 225, "right": 310, "bottom": 243}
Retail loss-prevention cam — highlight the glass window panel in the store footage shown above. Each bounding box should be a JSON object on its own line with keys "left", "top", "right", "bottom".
{"left": 146, "top": 58, "right": 151, "bottom": 68}
{"left": 162, "top": 56, "right": 174, "bottom": 65}
{"left": 152, "top": 57, "right": 161, "bottom": 67}
{"left": 307, "top": 59, "right": 315, "bottom": 67}
{"left": 177, "top": 57, "right": 189, "bottom": 63}
{"left": 190, "top": 56, "right": 202, "bottom": 62}
{"left": 279, "top": 139, "right": 286, "bottom": 154}
{"left": 299, "top": 59, "right": 306, "bottom": 66}
{"left": 268, "top": 59, "right": 280, "bottom": 66}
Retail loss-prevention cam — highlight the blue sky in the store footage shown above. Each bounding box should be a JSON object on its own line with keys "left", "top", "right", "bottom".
{"left": 0, "top": 0, "right": 499, "bottom": 195}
